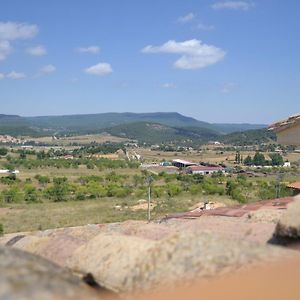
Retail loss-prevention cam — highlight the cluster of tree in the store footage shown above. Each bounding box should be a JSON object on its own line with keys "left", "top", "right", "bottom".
{"left": 244, "top": 152, "right": 284, "bottom": 166}
{"left": 0, "top": 171, "right": 293, "bottom": 205}
{"left": 76, "top": 143, "right": 126, "bottom": 155}
{"left": 1, "top": 156, "right": 139, "bottom": 170}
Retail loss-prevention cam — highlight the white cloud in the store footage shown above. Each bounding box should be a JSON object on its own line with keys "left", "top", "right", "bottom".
{"left": 26, "top": 45, "right": 47, "bottom": 56}
{"left": 33, "top": 64, "right": 56, "bottom": 78}
{"left": 41, "top": 64, "right": 56, "bottom": 74}
{"left": 0, "top": 22, "right": 38, "bottom": 40}
{"left": 0, "top": 73, "right": 4, "bottom": 80}
{"left": 77, "top": 46, "right": 100, "bottom": 54}
{"left": 177, "top": 13, "right": 195, "bottom": 23}
{"left": 197, "top": 23, "right": 215, "bottom": 31}
{"left": 84, "top": 62, "right": 113, "bottom": 76}
{"left": 212, "top": 1, "right": 254, "bottom": 11}
{"left": 162, "top": 83, "right": 177, "bottom": 89}
{"left": 0, "top": 40, "right": 12, "bottom": 60}
{"left": 7, "top": 71, "right": 26, "bottom": 79}
{"left": 0, "top": 22, "right": 38, "bottom": 60}
{"left": 142, "top": 39, "right": 225, "bottom": 70}
{"left": 221, "top": 82, "right": 238, "bottom": 94}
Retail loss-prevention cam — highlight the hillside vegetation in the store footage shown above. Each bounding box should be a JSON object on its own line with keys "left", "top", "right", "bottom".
{"left": 104, "top": 122, "right": 220, "bottom": 144}
{"left": 25, "top": 112, "right": 265, "bottom": 135}
{"left": 0, "top": 112, "right": 269, "bottom": 145}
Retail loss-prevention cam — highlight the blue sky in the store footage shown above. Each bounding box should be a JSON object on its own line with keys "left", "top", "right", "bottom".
{"left": 0, "top": 0, "right": 299, "bottom": 124}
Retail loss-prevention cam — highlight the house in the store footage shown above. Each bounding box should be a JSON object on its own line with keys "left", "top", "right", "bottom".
{"left": 287, "top": 182, "right": 300, "bottom": 195}
{"left": 186, "top": 165, "right": 225, "bottom": 175}
{"left": 269, "top": 114, "right": 300, "bottom": 146}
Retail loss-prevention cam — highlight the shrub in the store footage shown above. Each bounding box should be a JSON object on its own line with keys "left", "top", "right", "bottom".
{"left": 0, "top": 148, "right": 8, "bottom": 156}
{"left": 24, "top": 185, "right": 39, "bottom": 203}
{"left": 1, "top": 187, "right": 22, "bottom": 203}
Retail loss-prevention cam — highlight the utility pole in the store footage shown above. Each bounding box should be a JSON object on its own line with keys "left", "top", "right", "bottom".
{"left": 146, "top": 176, "right": 153, "bottom": 223}
{"left": 276, "top": 172, "right": 284, "bottom": 198}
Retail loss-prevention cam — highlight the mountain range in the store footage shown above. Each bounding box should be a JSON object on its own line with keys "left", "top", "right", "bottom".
{"left": 0, "top": 112, "right": 271, "bottom": 145}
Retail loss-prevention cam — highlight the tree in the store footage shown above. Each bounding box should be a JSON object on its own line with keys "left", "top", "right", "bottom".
{"left": 252, "top": 152, "right": 266, "bottom": 166}
{"left": 24, "top": 185, "right": 39, "bottom": 203}
{"left": 19, "top": 151, "right": 27, "bottom": 159}
{"left": 1, "top": 187, "right": 22, "bottom": 203}
{"left": 235, "top": 151, "right": 241, "bottom": 164}
{"left": 269, "top": 153, "right": 284, "bottom": 166}
{"left": 244, "top": 155, "right": 252, "bottom": 166}
{"left": 46, "top": 177, "right": 69, "bottom": 202}
{"left": 35, "top": 175, "right": 50, "bottom": 187}
{"left": 0, "top": 148, "right": 8, "bottom": 156}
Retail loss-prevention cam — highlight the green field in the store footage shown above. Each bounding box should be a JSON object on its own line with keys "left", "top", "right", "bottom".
{"left": 0, "top": 143, "right": 298, "bottom": 234}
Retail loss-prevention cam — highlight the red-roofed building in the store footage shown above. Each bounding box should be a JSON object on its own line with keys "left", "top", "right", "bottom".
{"left": 287, "top": 182, "right": 300, "bottom": 195}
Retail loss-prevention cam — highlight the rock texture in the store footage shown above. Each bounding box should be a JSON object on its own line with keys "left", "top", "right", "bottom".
{"left": 275, "top": 196, "right": 300, "bottom": 239}
{"left": 1, "top": 208, "right": 298, "bottom": 294}
{"left": 0, "top": 246, "right": 100, "bottom": 300}
{"left": 67, "top": 232, "right": 288, "bottom": 293}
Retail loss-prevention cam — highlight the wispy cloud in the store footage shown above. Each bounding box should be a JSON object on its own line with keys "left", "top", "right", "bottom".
{"left": 26, "top": 45, "right": 47, "bottom": 56}
{"left": 77, "top": 46, "right": 100, "bottom": 54}
{"left": 142, "top": 39, "right": 226, "bottom": 70}
{"left": 0, "top": 40, "right": 12, "bottom": 60}
{"left": 40, "top": 64, "right": 56, "bottom": 74}
{"left": 0, "top": 73, "right": 4, "bottom": 80}
{"left": 197, "top": 23, "right": 215, "bottom": 31}
{"left": 0, "top": 22, "right": 38, "bottom": 60}
{"left": 0, "top": 21, "right": 38, "bottom": 40}
{"left": 221, "top": 82, "right": 238, "bottom": 94}
{"left": 177, "top": 13, "right": 195, "bottom": 24}
{"left": 84, "top": 62, "right": 113, "bottom": 76}
{"left": 162, "top": 83, "right": 177, "bottom": 89}
{"left": 7, "top": 71, "right": 26, "bottom": 80}
{"left": 33, "top": 64, "right": 56, "bottom": 78}
{"left": 212, "top": 1, "right": 254, "bottom": 11}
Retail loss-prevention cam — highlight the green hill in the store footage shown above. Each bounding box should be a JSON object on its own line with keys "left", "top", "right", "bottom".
{"left": 103, "top": 122, "right": 220, "bottom": 144}
{"left": 0, "top": 112, "right": 268, "bottom": 144}
{"left": 220, "top": 128, "right": 276, "bottom": 146}
{"left": 0, "top": 115, "right": 38, "bottom": 136}
{"left": 26, "top": 112, "right": 210, "bottom": 133}
{"left": 26, "top": 112, "right": 266, "bottom": 135}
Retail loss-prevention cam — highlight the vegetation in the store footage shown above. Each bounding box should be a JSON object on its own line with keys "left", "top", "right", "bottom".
{"left": 0, "top": 113, "right": 266, "bottom": 144}
{"left": 220, "top": 129, "right": 276, "bottom": 146}
{"left": 243, "top": 152, "right": 284, "bottom": 166}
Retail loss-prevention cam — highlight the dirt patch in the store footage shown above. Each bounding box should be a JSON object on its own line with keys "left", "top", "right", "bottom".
{"left": 131, "top": 200, "right": 156, "bottom": 211}
{"left": 0, "top": 208, "right": 10, "bottom": 216}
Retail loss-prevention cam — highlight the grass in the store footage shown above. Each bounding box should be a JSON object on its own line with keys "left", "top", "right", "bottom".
{"left": 0, "top": 193, "right": 236, "bottom": 234}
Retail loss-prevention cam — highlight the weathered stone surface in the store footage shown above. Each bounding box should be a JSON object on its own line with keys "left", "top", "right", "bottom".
{"left": 8, "top": 225, "right": 101, "bottom": 266}
{"left": 0, "top": 246, "right": 101, "bottom": 300}
{"left": 275, "top": 196, "right": 300, "bottom": 239}
{"left": 1, "top": 216, "right": 296, "bottom": 294}
{"left": 247, "top": 209, "right": 284, "bottom": 224}
{"left": 67, "top": 233, "right": 156, "bottom": 292}
{"left": 67, "top": 231, "right": 289, "bottom": 293}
